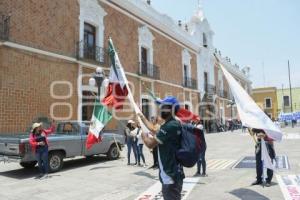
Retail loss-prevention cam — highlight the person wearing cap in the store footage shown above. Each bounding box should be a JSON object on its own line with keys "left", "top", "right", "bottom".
{"left": 29, "top": 120, "right": 55, "bottom": 177}
{"left": 251, "top": 128, "right": 276, "bottom": 187}
{"left": 125, "top": 120, "right": 138, "bottom": 165}
{"left": 141, "top": 96, "right": 184, "bottom": 200}
{"left": 195, "top": 120, "right": 207, "bottom": 176}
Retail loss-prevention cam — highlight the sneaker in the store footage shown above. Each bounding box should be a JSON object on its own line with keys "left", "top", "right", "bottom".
{"left": 143, "top": 163, "right": 147, "bottom": 168}
{"left": 265, "top": 182, "right": 271, "bottom": 187}
{"left": 201, "top": 173, "right": 208, "bottom": 177}
{"left": 251, "top": 181, "right": 262, "bottom": 185}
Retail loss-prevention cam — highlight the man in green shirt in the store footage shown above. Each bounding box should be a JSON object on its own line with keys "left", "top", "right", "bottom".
{"left": 142, "top": 96, "right": 184, "bottom": 200}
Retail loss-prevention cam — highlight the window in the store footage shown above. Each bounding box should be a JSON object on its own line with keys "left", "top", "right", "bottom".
{"left": 203, "top": 33, "right": 208, "bottom": 48}
{"left": 183, "top": 64, "right": 188, "bottom": 86}
{"left": 142, "top": 98, "right": 150, "bottom": 120}
{"left": 84, "top": 23, "right": 96, "bottom": 60}
{"left": 283, "top": 96, "right": 290, "bottom": 107}
{"left": 204, "top": 72, "right": 208, "bottom": 92}
{"left": 185, "top": 104, "right": 190, "bottom": 111}
{"left": 265, "top": 98, "right": 272, "bottom": 108}
{"left": 138, "top": 26, "right": 154, "bottom": 77}
{"left": 81, "top": 91, "right": 94, "bottom": 121}
{"left": 141, "top": 47, "right": 148, "bottom": 75}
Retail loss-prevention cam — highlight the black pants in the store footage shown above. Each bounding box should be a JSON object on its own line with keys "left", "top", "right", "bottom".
{"left": 197, "top": 149, "right": 206, "bottom": 174}
{"left": 162, "top": 181, "right": 183, "bottom": 200}
{"left": 255, "top": 143, "right": 275, "bottom": 183}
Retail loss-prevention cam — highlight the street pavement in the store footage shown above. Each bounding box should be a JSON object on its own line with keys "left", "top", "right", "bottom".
{"left": 0, "top": 127, "right": 299, "bottom": 200}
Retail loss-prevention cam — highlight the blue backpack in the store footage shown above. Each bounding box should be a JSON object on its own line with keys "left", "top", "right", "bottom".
{"left": 176, "top": 123, "right": 203, "bottom": 168}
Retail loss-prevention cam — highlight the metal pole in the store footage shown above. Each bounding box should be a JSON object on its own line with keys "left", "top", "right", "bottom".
{"left": 288, "top": 60, "right": 294, "bottom": 127}
{"left": 288, "top": 60, "right": 293, "bottom": 113}
{"left": 281, "top": 84, "right": 284, "bottom": 113}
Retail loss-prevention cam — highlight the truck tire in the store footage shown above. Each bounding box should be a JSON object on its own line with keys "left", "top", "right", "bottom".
{"left": 48, "top": 151, "right": 64, "bottom": 173}
{"left": 107, "top": 144, "right": 120, "bottom": 160}
{"left": 20, "top": 161, "right": 37, "bottom": 169}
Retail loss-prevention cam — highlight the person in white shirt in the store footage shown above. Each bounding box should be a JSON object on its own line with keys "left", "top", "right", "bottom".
{"left": 136, "top": 123, "right": 146, "bottom": 167}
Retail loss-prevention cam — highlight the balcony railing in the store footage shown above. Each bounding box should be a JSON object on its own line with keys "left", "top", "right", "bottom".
{"left": 0, "top": 14, "right": 10, "bottom": 41}
{"left": 205, "top": 84, "right": 216, "bottom": 95}
{"left": 183, "top": 77, "right": 197, "bottom": 89}
{"left": 138, "top": 62, "right": 160, "bottom": 79}
{"left": 217, "top": 89, "right": 229, "bottom": 99}
{"left": 76, "top": 41, "right": 107, "bottom": 65}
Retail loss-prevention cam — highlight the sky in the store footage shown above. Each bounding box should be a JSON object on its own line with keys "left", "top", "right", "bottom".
{"left": 151, "top": 0, "right": 300, "bottom": 89}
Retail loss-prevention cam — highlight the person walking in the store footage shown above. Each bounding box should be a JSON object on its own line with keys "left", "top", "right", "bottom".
{"left": 125, "top": 120, "right": 138, "bottom": 165}
{"left": 136, "top": 123, "right": 146, "bottom": 167}
{"left": 251, "top": 128, "right": 276, "bottom": 187}
{"left": 141, "top": 96, "right": 184, "bottom": 200}
{"left": 195, "top": 121, "right": 207, "bottom": 176}
{"left": 29, "top": 120, "right": 55, "bottom": 178}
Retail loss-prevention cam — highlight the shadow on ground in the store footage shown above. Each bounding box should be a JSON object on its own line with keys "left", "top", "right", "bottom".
{"left": 229, "top": 188, "right": 270, "bottom": 200}
{"left": 0, "top": 155, "right": 114, "bottom": 180}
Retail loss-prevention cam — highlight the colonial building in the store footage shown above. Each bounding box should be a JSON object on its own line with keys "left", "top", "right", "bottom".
{"left": 252, "top": 87, "right": 278, "bottom": 120}
{"left": 0, "top": 0, "right": 252, "bottom": 133}
{"left": 0, "top": 0, "right": 205, "bottom": 133}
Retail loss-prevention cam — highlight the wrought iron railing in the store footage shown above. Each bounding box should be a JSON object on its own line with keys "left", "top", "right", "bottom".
{"left": 205, "top": 84, "right": 216, "bottom": 95}
{"left": 76, "top": 41, "right": 107, "bottom": 65}
{"left": 183, "top": 77, "right": 197, "bottom": 89}
{"left": 138, "top": 62, "right": 160, "bottom": 79}
{"left": 217, "top": 89, "right": 229, "bottom": 99}
{"left": 0, "top": 14, "right": 10, "bottom": 40}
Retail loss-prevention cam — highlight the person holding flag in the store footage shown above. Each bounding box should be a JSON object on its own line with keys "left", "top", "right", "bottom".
{"left": 251, "top": 128, "right": 276, "bottom": 187}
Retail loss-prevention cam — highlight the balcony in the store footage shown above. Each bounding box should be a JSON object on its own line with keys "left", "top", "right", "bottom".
{"left": 138, "top": 62, "right": 160, "bottom": 79}
{"left": 0, "top": 14, "right": 10, "bottom": 41}
{"left": 217, "top": 89, "right": 229, "bottom": 99}
{"left": 205, "top": 84, "right": 216, "bottom": 95}
{"left": 76, "top": 41, "right": 107, "bottom": 65}
{"left": 183, "top": 77, "right": 197, "bottom": 89}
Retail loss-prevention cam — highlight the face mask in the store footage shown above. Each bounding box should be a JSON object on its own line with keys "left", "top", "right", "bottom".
{"left": 161, "top": 111, "right": 170, "bottom": 120}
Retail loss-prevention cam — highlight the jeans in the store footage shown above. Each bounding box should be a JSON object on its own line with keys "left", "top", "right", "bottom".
{"left": 152, "top": 146, "right": 158, "bottom": 166}
{"left": 162, "top": 181, "right": 183, "bottom": 200}
{"left": 197, "top": 149, "right": 206, "bottom": 174}
{"left": 127, "top": 138, "right": 137, "bottom": 164}
{"left": 36, "top": 146, "right": 49, "bottom": 174}
{"left": 137, "top": 144, "right": 145, "bottom": 164}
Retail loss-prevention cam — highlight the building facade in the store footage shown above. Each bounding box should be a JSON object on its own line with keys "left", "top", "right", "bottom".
{"left": 252, "top": 87, "right": 278, "bottom": 119}
{"left": 0, "top": 0, "right": 204, "bottom": 133}
{"left": 0, "top": 0, "right": 252, "bottom": 133}
{"left": 277, "top": 87, "right": 300, "bottom": 114}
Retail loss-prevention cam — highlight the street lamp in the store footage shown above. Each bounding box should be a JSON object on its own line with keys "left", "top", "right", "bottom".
{"left": 89, "top": 67, "right": 105, "bottom": 99}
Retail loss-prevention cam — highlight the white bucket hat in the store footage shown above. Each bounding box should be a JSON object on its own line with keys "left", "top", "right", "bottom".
{"left": 127, "top": 120, "right": 135, "bottom": 124}
{"left": 31, "top": 122, "right": 42, "bottom": 132}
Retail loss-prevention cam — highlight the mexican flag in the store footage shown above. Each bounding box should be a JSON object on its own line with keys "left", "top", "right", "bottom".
{"left": 102, "top": 38, "right": 128, "bottom": 110}
{"left": 86, "top": 101, "right": 112, "bottom": 149}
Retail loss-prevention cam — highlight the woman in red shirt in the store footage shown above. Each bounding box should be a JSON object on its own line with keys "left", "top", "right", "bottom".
{"left": 29, "top": 120, "right": 55, "bottom": 178}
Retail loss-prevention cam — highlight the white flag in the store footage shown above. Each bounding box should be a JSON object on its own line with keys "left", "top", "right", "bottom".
{"left": 261, "top": 139, "right": 275, "bottom": 171}
{"left": 218, "top": 61, "right": 283, "bottom": 141}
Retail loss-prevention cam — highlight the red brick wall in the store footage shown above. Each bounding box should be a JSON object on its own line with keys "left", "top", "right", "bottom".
{"left": 0, "top": 0, "right": 79, "bottom": 56}
{"left": 0, "top": 47, "right": 78, "bottom": 133}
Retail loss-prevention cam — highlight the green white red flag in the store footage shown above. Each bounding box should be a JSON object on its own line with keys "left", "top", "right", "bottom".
{"left": 86, "top": 101, "right": 112, "bottom": 149}
{"left": 102, "top": 38, "right": 128, "bottom": 109}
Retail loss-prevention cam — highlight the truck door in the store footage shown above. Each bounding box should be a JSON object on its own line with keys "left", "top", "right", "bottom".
{"left": 55, "top": 122, "right": 82, "bottom": 157}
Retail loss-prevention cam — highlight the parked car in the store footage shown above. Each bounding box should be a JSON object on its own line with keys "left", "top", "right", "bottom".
{"left": 0, "top": 121, "right": 125, "bottom": 172}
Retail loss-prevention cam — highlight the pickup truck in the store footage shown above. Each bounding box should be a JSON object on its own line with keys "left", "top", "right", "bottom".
{"left": 0, "top": 121, "right": 125, "bottom": 172}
